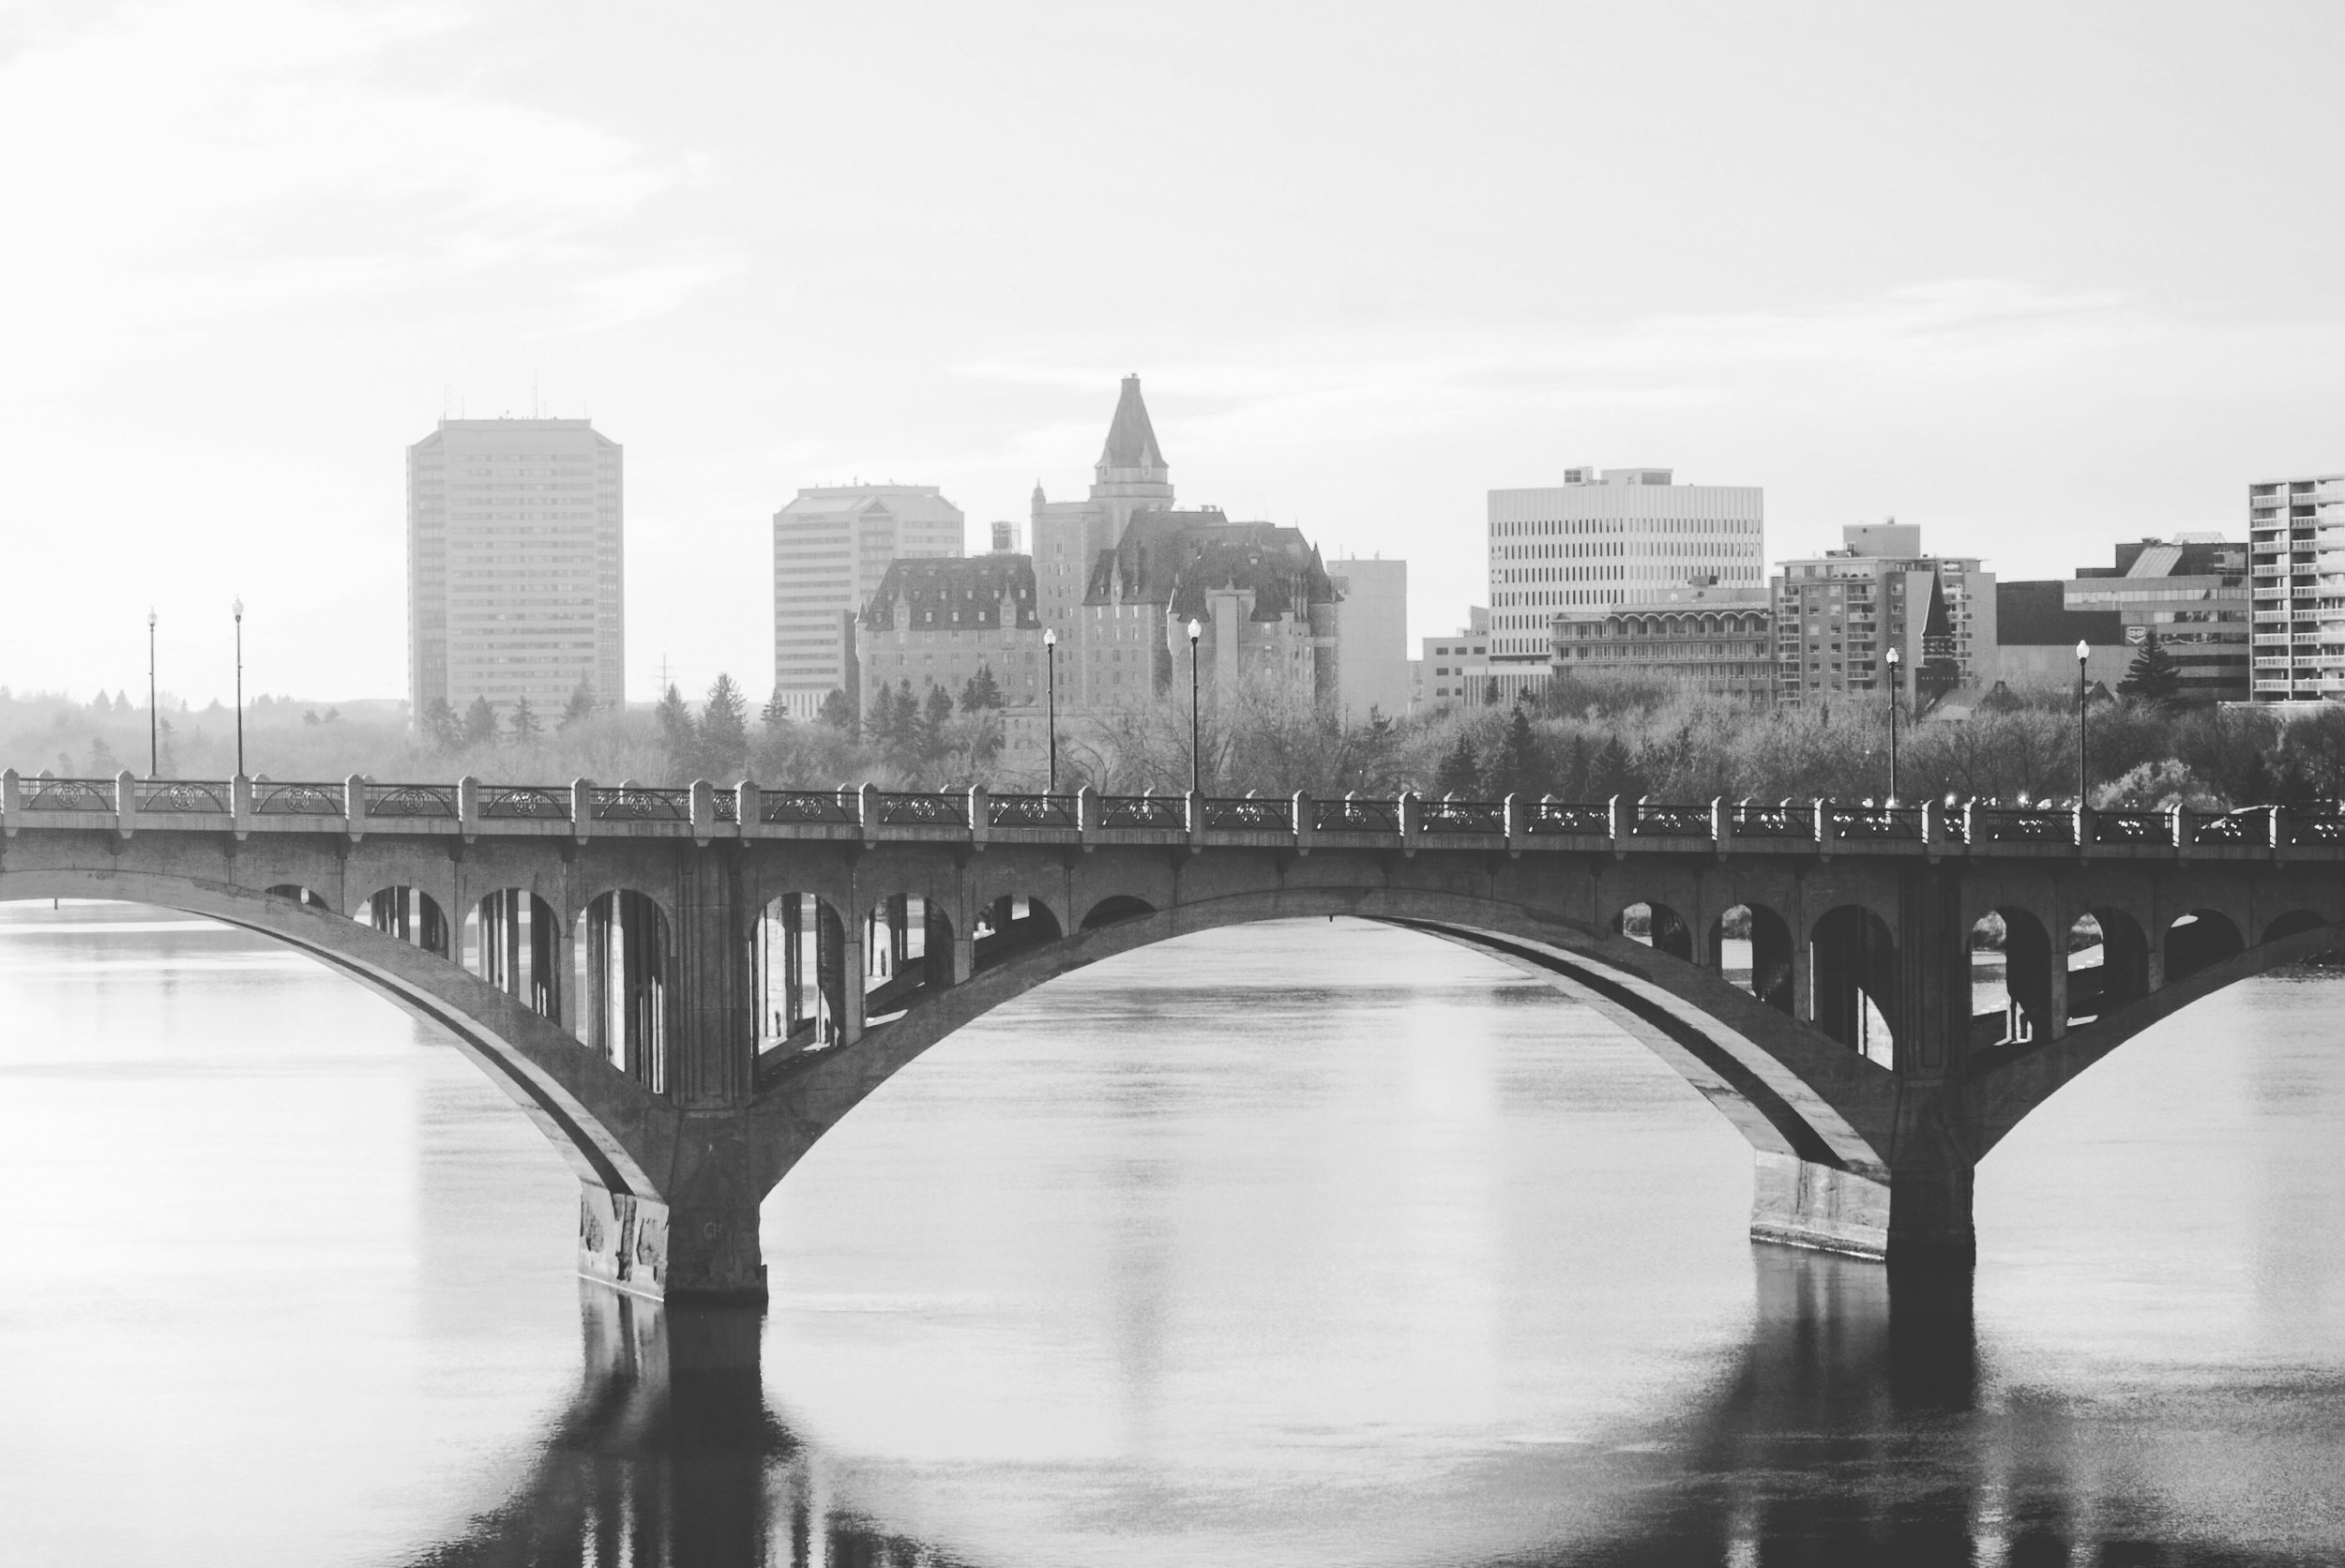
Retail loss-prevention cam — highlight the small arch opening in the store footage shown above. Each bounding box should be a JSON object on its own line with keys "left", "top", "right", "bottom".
{"left": 463, "top": 889, "right": 562, "bottom": 1021}
{"left": 265, "top": 883, "right": 329, "bottom": 911}
{"left": 1082, "top": 895, "right": 1156, "bottom": 931}
{"left": 575, "top": 891, "right": 671, "bottom": 1089}
{"left": 1971, "top": 907, "right": 2053, "bottom": 1047}
{"left": 2262, "top": 910, "right": 2331, "bottom": 945}
{"left": 862, "top": 894, "right": 954, "bottom": 1022}
{"left": 1811, "top": 904, "right": 1896, "bottom": 1065}
{"left": 357, "top": 886, "right": 447, "bottom": 957}
{"left": 2066, "top": 908, "right": 2149, "bottom": 1026}
{"left": 1613, "top": 901, "right": 1693, "bottom": 962}
{"left": 2165, "top": 909, "right": 2245, "bottom": 986}
{"left": 1709, "top": 903, "right": 1793, "bottom": 1013}
{"left": 973, "top": 894, "right": 1062, "bottom": 974}
{"left": 754, "top": 893, "right": 847, "bottom": 1053}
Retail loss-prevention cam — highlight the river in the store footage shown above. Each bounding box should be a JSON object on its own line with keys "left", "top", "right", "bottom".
{"left": 0, "top": 899, "right": 2339, "bottom": 1566}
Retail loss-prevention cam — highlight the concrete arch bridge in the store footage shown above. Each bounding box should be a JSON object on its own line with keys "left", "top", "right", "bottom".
{"left": 5, "top": 769, "right": 2340, "bottom": 1301}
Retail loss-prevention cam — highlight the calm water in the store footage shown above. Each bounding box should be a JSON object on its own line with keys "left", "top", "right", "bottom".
{"left": 1, "top": 902, "right": 2340, "bottom": 1567}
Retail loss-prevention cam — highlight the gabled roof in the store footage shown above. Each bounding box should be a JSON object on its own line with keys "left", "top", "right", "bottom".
{"left": 1082, "top": 507, "right": 1339, "bottom": 620}
{"left": 1097, "top": 375, "right": 1166, "bottom": 473}
{"left": 861, "top": 554, "right": 1040, "bottom": 632}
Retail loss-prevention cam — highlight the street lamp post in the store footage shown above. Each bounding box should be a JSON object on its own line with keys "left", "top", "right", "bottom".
{"left": 1042, "top": 627, "right": 1058, "bottom": 792}
{"left": 1884, "top": 644, "right": 1901, "bottom": 804}
{"left": 145, "top": 610, "right": 158, "bottom": 778}
{"left": 2076, "top": 639, "right": 2090, "bottom": 804}
{"left": 1187, "top": 617, "right": 1203, "bottom": 796}
{"left": 233, "top": 598, "right": 245, "bottom": 777}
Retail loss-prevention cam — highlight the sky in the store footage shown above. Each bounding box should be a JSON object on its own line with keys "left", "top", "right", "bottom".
{"left": 4, "top": 0, "right": 2343, "bottom": 707}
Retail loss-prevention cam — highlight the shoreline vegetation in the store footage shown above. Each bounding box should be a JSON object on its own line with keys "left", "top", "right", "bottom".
{"left": 8, "top": 672, "right": 2345, "bottom": 813}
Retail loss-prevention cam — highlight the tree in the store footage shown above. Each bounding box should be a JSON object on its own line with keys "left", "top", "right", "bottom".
{"left": 761, "top": 688, "right": 791, "bottom": 728}
{"left": 422, "top": 696, "right": 463, "bottom": 753}
{"left": 816, "top": 687, "right": 855, "bottom": 735}
{"left": 507, "top": 693, "right": 542, "bottom": 744}
{"left": 921, "top": 683, "right": 955, "bottom": 756}
{"left": 559, "top": 682, "right": 597, "bottom": 730}
{"left": 700, "top": 673, "right": 749, "bottom": 779}
{"left": 1433, "top": 731, "right": 1482, "bottom": 796}
{"left": 1490, "top": 704, "right": 1542, "bottom": 797}
{"left": 87, "top": 736, "right": 119, "bottom": 776}
{"left": 655, "top": 683, "right": 696, "bottom": 767}
{"left": 461, "top": 695, "right": 499, "bottom": 748}
{"left": 2117, "top": 631, "right": 2185, "bottom": 711}
{"left": 960, "top": 665, "right": 1004, "bottom": 713}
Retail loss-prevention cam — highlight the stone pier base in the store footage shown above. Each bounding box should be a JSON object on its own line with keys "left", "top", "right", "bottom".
{"left": 578, "top": 1184, "right": 768, "bottom": 1304}
{"left": 1749, "top": 1152, "right": 1890, "bottom": 1258}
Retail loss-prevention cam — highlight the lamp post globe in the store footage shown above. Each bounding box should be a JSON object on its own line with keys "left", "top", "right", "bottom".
{"left": 1042, "top": 627, "right": 1058, "bottom": 792}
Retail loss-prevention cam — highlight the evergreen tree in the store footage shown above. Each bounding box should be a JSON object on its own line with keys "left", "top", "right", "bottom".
{"left": 699, "top": 672, "right": 749, "bottom": 779}
{"left": 559, "top": 681, "right": 597, "bottom": 730}
{"left": 2117, "top": 630, "right": 2186, "bottom": 711}
{"left": 921, "top": 683, "right": 955, "bottom": 755}
{"left": 1433, "top": 732, "right": 1483, "bottom": 796}
{"left": 816, "top": 687, "right": 855, "bottom": 734}
{"left": 461, "top": 695, "right": 499, "bottom": 748}
{"left": 87, "top": 736, "right": 119, "bottom": 776}
{"left": 1490, "top": 704, "right": 1542, "bottom": 797}
{"left": 422, "top": 696, "right": 463, "bottom": 753}
{"left": 1588, "top": 734, "right": 1639, "bottom": 799}
{"left": 507, "top": 693, "right": 542, "bottom": 744}
{"left": 655, "top": 683, "right": 696, "bottom": 767}
{"left": 960, "top": 665, "right": 1004, "bottom": 713}
{"left": 761, "top": 688, "right": 791, "bottom": 728}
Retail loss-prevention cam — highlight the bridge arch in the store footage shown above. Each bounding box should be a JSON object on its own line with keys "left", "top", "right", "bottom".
{"left": 1709, "top": 902, "right": 1794, "bottom": 1015}
{"left": 2164, "top": 908, "right": 2245, "bottom": 985}
{"left": 0, "top": 870, "right": 663, "bottom": 1201}
{"left": 1809, "top": 904, "right": 1897, "bottom": 1064}
{"left": 360, "top": 884, "right": 449, "bottom": 957}
{"left": 748, "top": 886, "right": 1901, "bottom": 1199}
{"left": 1614, "top": 900, "right": 1694, "bottom": 962}
{"left": 1081, "top": 894, "right": 1156, "bottom": 931}
{"left": 1972, "top": 906, "right": 2055, "bottom": 1046}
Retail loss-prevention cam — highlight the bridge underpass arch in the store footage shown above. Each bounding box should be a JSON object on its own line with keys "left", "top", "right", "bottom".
{"left": 753, "top": 891, "right": 847, "bottom": 1052}
{"left": 2164, "top": 908, "right": 2245, "bottom": 986}
{"left": 0, "top": 872, "right": 664, "bottom": 1206}
{"left": 1614, "top": 900, "right": 1694, "bottom": 962}
{"left": 1971, "top": 907, "right": 2054, "bottom": 1047}
{"left": 971, "top": 892, "right": 1061, "bottom": 974}
{"left": 1709, "top": 902, "right": 1794, "bottom": 1015}
{"left": 573, "top": 889, "right": 673, "bottom": 1089}
{"left": 361, "top": 884, "right": 448, "bottom": 957}
{"left": 2065, "top": 909, "right": 2150, "bottom": 1027}
{"left": 1809, "top": 905, "right": 1897, "bottom": 1066}
{"left": 464, "top": 888, "right": 561, "bottom": 1021}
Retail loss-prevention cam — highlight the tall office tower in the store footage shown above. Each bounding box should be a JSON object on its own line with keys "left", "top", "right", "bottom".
{"left": 1030, "top": 375, "right": 1176, "bottom": 646}
{"left": 2247, "top": 472, "right": 2345, "bottom": 702}
{"left": 1486, "top": 467, "right": 1765, "bottom": 688}
{"left": 1769, "top": 522, "right": 1996, "bottom": 707}
{"left": 770, "top": 485, "right": 964, "bottom": 718}
{"left": 1326, "top": 557, "right": 1410, "bottom": 719}
{"left": 406, "top": 417, "right": 624, "bottom": 726}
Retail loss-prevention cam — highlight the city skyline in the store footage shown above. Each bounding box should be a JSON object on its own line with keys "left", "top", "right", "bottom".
{"left": 5, "top": 4, "right": 2344, "bottom": 706}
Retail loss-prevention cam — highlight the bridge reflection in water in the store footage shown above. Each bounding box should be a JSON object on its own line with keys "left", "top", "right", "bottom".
{"left": 412, "top": 1251, "right": 2292, "bottom": 1568}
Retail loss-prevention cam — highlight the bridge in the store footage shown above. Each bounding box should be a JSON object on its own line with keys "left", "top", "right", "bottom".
{"left": 4, "top": 767, "right": 2339, "bottom": 1301}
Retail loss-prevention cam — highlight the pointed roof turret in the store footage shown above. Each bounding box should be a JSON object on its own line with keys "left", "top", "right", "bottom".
{"left": 1097, "top": 374, "right": 1166, "bottom": 475}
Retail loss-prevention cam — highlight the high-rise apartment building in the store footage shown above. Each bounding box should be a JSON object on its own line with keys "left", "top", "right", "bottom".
{"left": 771, "top": 485, "right": 964, "bottom": 718}
{"left": 406, "top": 417, "right": 624, "bottom": 724}
{"left": 1771, "top": 523, "right": 1996, "bottom": 707}
{"left": 1327, "top": 557, "right": 1410, "bottom": 720}
{"left": 2247, "top": 472, "right": 2345, "bottom": 702}
{"left": 1487, "top": 467, "right": 1765, "bottom": 686}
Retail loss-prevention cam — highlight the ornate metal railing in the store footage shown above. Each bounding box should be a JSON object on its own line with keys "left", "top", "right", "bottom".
{"left": 989, "top": 794, "right": 1076, "bottom": 829}
{"left": 1634, "top": 803, "right": 1712, "bottom": 837}
{"left": 1099, "top": 794, "right": 1186, "bottom": 830}
{"left": 2189, "top": 809, "right": 2262, "bottom": 846}
{"left": 1419, "top": 798, "right": 1505, "bottom": 834}
{"left": 254, "top": 781, "right": 343, "bottom": 816}
{"left": 2091, "top": 808, "right": 2166, "bottom": 844}
{"left": 1828, "top": 804, "right": 1923, "bottom": 840}
{"left": 1314, "top": 795, "right": 1399, "bottom": 833}
{"left": 366, "top": 783, "right": 458, "bottom": 819}
{"left": 1526, "top": 800, "right": 1610, "bottom": 836}
{"left": 2289, "top": 808, "right": 2345, "bottom": 845}
{"left": 1972, "top": 807, "right": 2071, "bottom": 845}
{"left": 480, "top": 785, "right": 569, "bottom": 821}
{"left": 19, "top": 776, "right": 113, "bottom": 810}
{"left": 759, "top": 790, "right": 859, "bottom": 825}
{"left": 1202, "top": 795, "right": 1291, "bottom": 831}
{"left": 590, "top": 786, "right": 688, "bottom": 822}
{"left": 875, "top": 792, "right": 964, "bottom": 827}
{"left": 135, "top": 779, "right": 230, "bottom": 813}
{"left": 1732, "top": 803, "right": 1809, "bottom": 839}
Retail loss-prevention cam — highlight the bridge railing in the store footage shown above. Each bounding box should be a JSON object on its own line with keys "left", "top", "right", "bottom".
{"left": 8, "top": 768, "right": 2345, "bottom": 865}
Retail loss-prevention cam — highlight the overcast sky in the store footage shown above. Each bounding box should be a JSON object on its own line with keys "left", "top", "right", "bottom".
{"left": 5, "top": 0, "right": 2342, "bottom": 706}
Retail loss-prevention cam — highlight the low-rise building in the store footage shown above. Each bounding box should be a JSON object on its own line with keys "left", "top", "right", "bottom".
{"left": 1991, "top": 580, "right": 2130, "bottom": 693}
{"left": 1772, "top": 523, "right": 1989, "bottom": 707}
{"left": 2066, "top": 535, "right": 2249, "bottom": 702}
{"left": 1550, "top": 586, "right": 1773, "bottom": 702}
{"left": 1416, "top": 610, "right": 1501, "bottom": 708}
{"left": 856, "top": 554, "right": 1044, "bottom": 717}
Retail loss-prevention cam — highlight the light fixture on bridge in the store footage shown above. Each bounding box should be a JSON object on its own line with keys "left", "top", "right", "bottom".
{"left": 145, "top": 609, "right": 158, "bottom": 780}
{"left": 1884, "top": 644, "right": 1901, "bottom": 806}
{"left": 1042, "top": 627, "right": 1058, "bottom": 793}
{"left": 233, "top": 598, "right": 245, "bottom": 779}
{"left": 2076, "top": 639, "right": 2091, "bottom": 804}
{"left": 1188, "top": 618, "right": 1203, "bottom": 797}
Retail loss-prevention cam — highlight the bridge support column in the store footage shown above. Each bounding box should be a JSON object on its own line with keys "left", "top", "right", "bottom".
{"left": 1749, "top": 1153, "right": 1889, "bottom": 1257}
{"left": 578, "top": 1150, "right": 769, "bottom": 1304}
